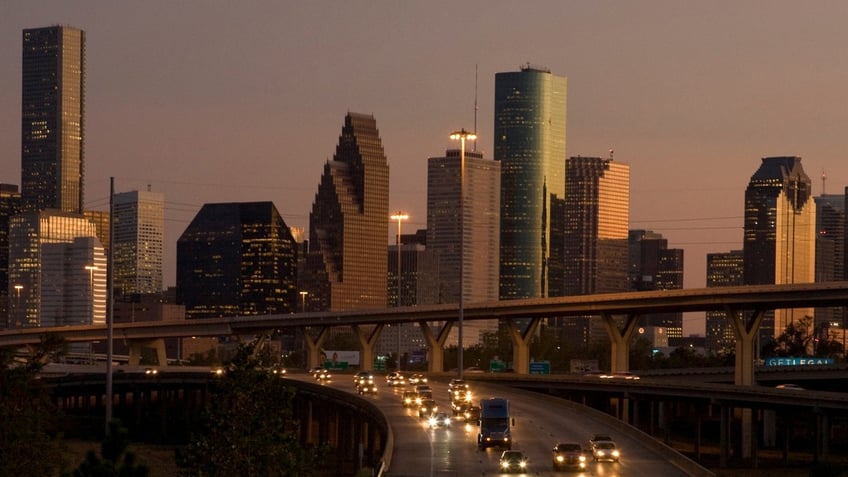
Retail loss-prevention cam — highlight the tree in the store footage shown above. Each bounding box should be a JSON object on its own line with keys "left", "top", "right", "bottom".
{"left": 62, "top": 421, "right": 149, "bottom": 477}
{"left": 176, "top": 343, "right": 326, "bottom": 476}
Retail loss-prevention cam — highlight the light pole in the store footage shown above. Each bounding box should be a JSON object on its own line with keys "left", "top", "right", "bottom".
{"left": 390, "top": 211, "right": 408, "bottom": 370}
{"left": 450, "top": 128, "right": 476, "bottom": 380}
{"left": 300, "top": 291, "right": 308, "bottom": 313}
{"left": 13, "top": 284, "right": 22, "bottom": 327}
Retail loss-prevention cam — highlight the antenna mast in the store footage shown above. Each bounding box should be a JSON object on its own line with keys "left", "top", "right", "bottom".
{"left": 822, "top": 170, "right": 827, "bottom": 195}
{"left": 473, "top": 64, "right": 478, "bottom": 152}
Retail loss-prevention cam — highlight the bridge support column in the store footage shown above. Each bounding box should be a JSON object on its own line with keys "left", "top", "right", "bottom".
{"left": 353, "top": 324, "right": 383, "bottom": 371}
{"left": 600, "top": 312, "right": 640, "bottom": 373}
{"left": 303, "top": 327, "right": 329, "bottom": 369}
{"left": 504, "top": 317, "right": 541, "bottom": 374}
{"left": 728, "top": 308, "right": 765, "bottom": 386}
{"left": 127, "top": 338, "right": 167, "bottom": 366}
{"left": 419, "top": 320, "right": 452, "bottom": 373}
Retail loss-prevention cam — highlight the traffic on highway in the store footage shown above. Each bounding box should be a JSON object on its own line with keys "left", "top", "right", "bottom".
{"left": 291, "top": 368, "right": 696, "bottom": 476}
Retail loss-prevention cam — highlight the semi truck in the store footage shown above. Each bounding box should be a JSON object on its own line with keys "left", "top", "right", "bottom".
{"left": 477, "top": 397, "right": 512, "bottom": 450}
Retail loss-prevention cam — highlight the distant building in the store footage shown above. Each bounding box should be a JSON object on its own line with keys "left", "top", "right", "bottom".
{"left": 0, "top": 185, "right": 22, "bottom": 326}
{"left": 177, "top": 201, "right": 298, "bottom": 319}
{"left": 561, "top": 155, "right": 630, "bottom": 346}
{"left": 814, "top": 192, "right": 846, "bottom": 336}
{"left": 495, "top": 65, "right": 567, "bottom": 300}
{"left": 21, "top": 26, "right": 85, "bottom": 214}
{"left": 629, "top": 229, "right": 684, "bottom": 344}
{"left": 8, "top": 210, "right": 105, "bottom": 328}
{"left": 83, "top": 210, "right": 110, "bottom": 258}
{"left": 113, "top": 190, "right": 164, "bottom": 297}
{"left": 301, "top": 113, "right": 389, "bottom": 312}
{"left": 743, "top": 157, "right": 816, "bottom": 341}
{"left": 705, "top": 250, "right": 744, "bottom": 355}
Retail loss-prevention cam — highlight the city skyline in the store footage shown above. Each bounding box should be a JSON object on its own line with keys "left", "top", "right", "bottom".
{"left": 5, "top": 2, "right": 848, "bottom": 335}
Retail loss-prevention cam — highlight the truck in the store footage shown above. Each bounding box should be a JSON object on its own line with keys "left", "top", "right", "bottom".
{"left": 477, "top": 397, "right": 513, "bottom": 450}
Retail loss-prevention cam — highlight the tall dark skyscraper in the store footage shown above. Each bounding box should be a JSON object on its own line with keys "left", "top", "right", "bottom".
{"left": 629, "top": 229, "right": 684, "bottom": 343}
{"left": 176, "top": 202, "right": 298, "bottom": 319}
{"left": 21, "top": 26, "right": 85, "bottom": 214}
{"left": 814, "top": 192, "right": 845, "bottom": 335}
{"left": 495, "top": 66, "right": 567, "bottom": 300}
{"left": 705, "top": 250, "right": 744, "bottom": 355}
{"left": 0, "top": 185, "right": 22, "bottom": 327}
{"left": 302, "top": 113, "right": 390, "bottom": 311}
{"left": 743, "top": 156, "right": 815, "bottom": 340}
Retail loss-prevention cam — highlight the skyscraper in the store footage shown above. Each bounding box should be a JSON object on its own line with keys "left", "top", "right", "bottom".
{"left": 21, "top": 26, "right": 85, "bottom": 214}
{"left": 562, "top": 155, "right": 630, "bottom": 345}
{"left": 113, "top": 190, "right": 164, "bottom": 297}
{"left": 8, "top": 210, "right": 104, "bottom": 328}
{"left": 814, "top": 192, "right": 845, "bottom": 335}
{"left": 0, "top": 185, "right": 22, "bottom": 327}
{"left": 302, "top": 113, "right": 390, "bottom": 311}
{"left": 705, "top": 250, "right": 744, "bottom": 355}
{"left": 176, "top": 202, "right": 298, "bottom": 319}
{"left": 629, "top": 229, "right": 685, "bottom": 342}
{"left": 743, "top": 156, "right": 816, "bottom": 340}
{"left": 495, "top": 65, "right": 567, "bottom": 300}
{"left": 427, "top": 148, "right": 500, "bottom": 345}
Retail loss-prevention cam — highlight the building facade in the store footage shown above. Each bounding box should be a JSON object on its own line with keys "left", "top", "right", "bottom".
{"left": 113, "top": 190, "right": 164, "bottom": 297}
{"left": 176, "top": 201, "right": 298, "bottom": 319}
{"left": 302, "top": 113, "right": 390, "bottom": 312}
{"left": 743, "top": 157, "right": 816, "bottom": 341}
{"left": 561, "top": 155, "right": 630, "bottom": 345}
{"left": 629, "top": 229, "right": 685, "bottom": 343}
{"left": 814, "top": 192, "right": 846, "bottom": 338}
{"left": 8, "top": 210, "right": 105, "bottom": 328}
{"left": 705, "top": 250, "right": 744, "bottom": 355}
{"left": 495, "top": 66, "right": 567, "bottom": 300}
{"left": 21, "top": 26, "right": 85, "bottom": 214}
{"left": 0, "top": 185, "right": 22, "bottom": 326}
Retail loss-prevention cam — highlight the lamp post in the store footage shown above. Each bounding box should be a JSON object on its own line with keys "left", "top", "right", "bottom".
{"left": 449, "top": 128, "right": 476, "bottom": 380}
{"left": 390, "top": 212, "right": 408, "bottom": 369}
{"left": 299, "top": 291, "right": 308, "bottom": 313}
{"left": 13, "top": 284, "right": 22, "bottom": 327}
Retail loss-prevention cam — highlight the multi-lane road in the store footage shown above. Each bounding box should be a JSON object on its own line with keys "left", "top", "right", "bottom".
{"left": 293, "top": 372, "right": 700, "bottom": 476}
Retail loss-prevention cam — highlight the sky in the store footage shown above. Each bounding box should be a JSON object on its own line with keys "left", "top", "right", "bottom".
{"left": 3, "top": 1, "right": 848, "bottom": 335}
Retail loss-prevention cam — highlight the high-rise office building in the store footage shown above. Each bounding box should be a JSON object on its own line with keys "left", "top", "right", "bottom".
{"left": 113, "top": 190, "right": 164, "bottom": 297}
{"left": 743, "top": 156, "right": 816, "bottom": 341}
{"left": 629, "top": 230, "right": 684, "bottom": 343}
{"left": 176, "top": 202, "right": 298, "bottom": 319}
{"left": 302, "top": 113, "right": 389, "bottom": 311}
{"left": 705, "top": 250, "right": 744, "bottom": 355}
{"left": 21, "top": 26, "right": 85, "bottom": 214}
{"left": 561, "top": 155, "right": 630, "bottom": 345}
{"left": 427, "top": 149, "right": 500, "bottom": 345}
{"left": 814, "top": 192, "right": 845, "bottom": 335}
{"left": 0, "top": 185, "right": 22, "bottom": 327}
{"left": 495, "top": 66, "right": 567, "bottom": 300}
{"left": 8, "top": 210, "right": 104, "bottom": 328}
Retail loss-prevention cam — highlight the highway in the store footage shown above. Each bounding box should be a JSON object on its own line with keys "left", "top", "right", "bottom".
{"left": 292, "top": 372, "right": 700, "bottom": 476}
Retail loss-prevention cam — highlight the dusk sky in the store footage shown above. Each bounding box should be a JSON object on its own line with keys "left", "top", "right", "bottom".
{"left": 4, "top": 1, "right": 848, "bottom": 334}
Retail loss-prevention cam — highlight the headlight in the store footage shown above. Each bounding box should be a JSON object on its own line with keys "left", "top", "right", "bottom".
{"left": 579, "top": 455, "right": 586, "bottom": 462}
{"left": 428, "top": 417, "right": 437, "bottom": 426}
{"left": 556, "top": 455, "right": 564, "bottom": 462}
{"left": 519, "top": 461, "right": 527, "bottom": 468}
{"left": 612, "top": 450, "right": 620, "bottom": 457}
{"left": 500, "top": 461, "right": 509, "bottom": 469}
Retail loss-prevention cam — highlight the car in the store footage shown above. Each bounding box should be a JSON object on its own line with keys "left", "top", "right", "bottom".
{"left": 408, "top": 373, "right": 428, "bottom": 385}
{"left": 591, "top": 441, "right": 620, "bottom": 462}
{"left": 448, "top": 378, "right": 466, "bottom": 390}
{"left": 269, "top": 366, "right": 287, "bottom": 376}
{"left": 386, "top": 371, "right": 405, "bottom": 386}
{"left": 308, "top": 366, "right": 325, "bottom": 377}
{"left": 418, "top": 399, "right": 438, "bottom": 418}
{"left": 775, "top": 383, "right": 805, "bottom": 390}
{"left": 414, "top": 390, "right": 433, "bottom": 406}
{"left": 357, "top": 381, "right": 377, "bottom": 395}
{"left": 315, "top": 369, "right": 332, "bottom": 381}
{"left": 499, "top": 450, "right": 529, "bottom": 473}
{"left": 552, "top": 442, "right": 587, "bottom": 471}
{"left": 588, "top": 433, "right": 614, "bottom": 448}
{"left": 450, "top": 383, "right": 472, "bottom": 403}
{"left": 428, "top": 412, "right": 451, "bottom": 428}
{"left": 402, "top": 390, "right": 418, "bottom": 408}
{"left": 599, "top": 371, "right": 640, "bottom": 380}
{"left": 415, "top": 384, "right": 432, "bottom": 394}
{"left": 353, "top": 370, "right": 374, "bottom": 385}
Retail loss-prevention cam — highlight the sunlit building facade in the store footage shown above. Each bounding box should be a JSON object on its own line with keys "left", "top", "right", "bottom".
{"left": 302, "top": 113, "right": 389, "bottom": 311}
{"left": 495, "top": 66, "right": 567, "bottom": 300}
{"left": 561, "top": 156, "right": 630, "bottom": 345}
{"left": 8, "top": 210, "right": 105, "bottom": 328}
{"left": 743, "top": 156, "right": 816, "bottom": 341}
{"left": 21, "top": 26, "right": 85, "bottom": 214}
{"left": 113, "top": 190, "right": 164, "bottom": 297}
{"left": 176, "top": 202, "right": 298, "bottom": 319}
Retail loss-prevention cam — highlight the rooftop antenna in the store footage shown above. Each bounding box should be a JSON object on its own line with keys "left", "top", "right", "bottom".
{"left": 473, "top": 64, "right": 478, "bottom": 152}
{"left": 821, "top": 170, "right": 826, "bottom": 195}
{"left": 608, "top": 148, "right": 614, "bottom": 160}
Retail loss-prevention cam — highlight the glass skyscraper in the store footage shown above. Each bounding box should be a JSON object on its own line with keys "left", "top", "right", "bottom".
{"left": 706, "top": 250, "right": 744, "bottom": 355}
{"left": 495, "top": 66, "right": 567, "bottom": 300}
{"left": 743, "top": 156, "right": 816, "bottom": 340}
{"left": 302, "top": 113, "right": 389, "bottom": 311}
{"left": 113, "top": 190, "right": 164, "bottom": 297}
{"left": 21, "top": 26, "right": 85, "bottom": 214}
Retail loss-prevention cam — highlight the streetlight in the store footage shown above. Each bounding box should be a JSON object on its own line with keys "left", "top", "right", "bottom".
{"left": 449, "top": 128, "right": 476, "bottom": 380}
{"left": 13, "top": 285, "right": 22, "bottom": 327}
{"left": 390, "top": 211, "right": 409, "bottom": 370}
{"left": 299, "top": 291, "right": 308, "bottom": 313}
